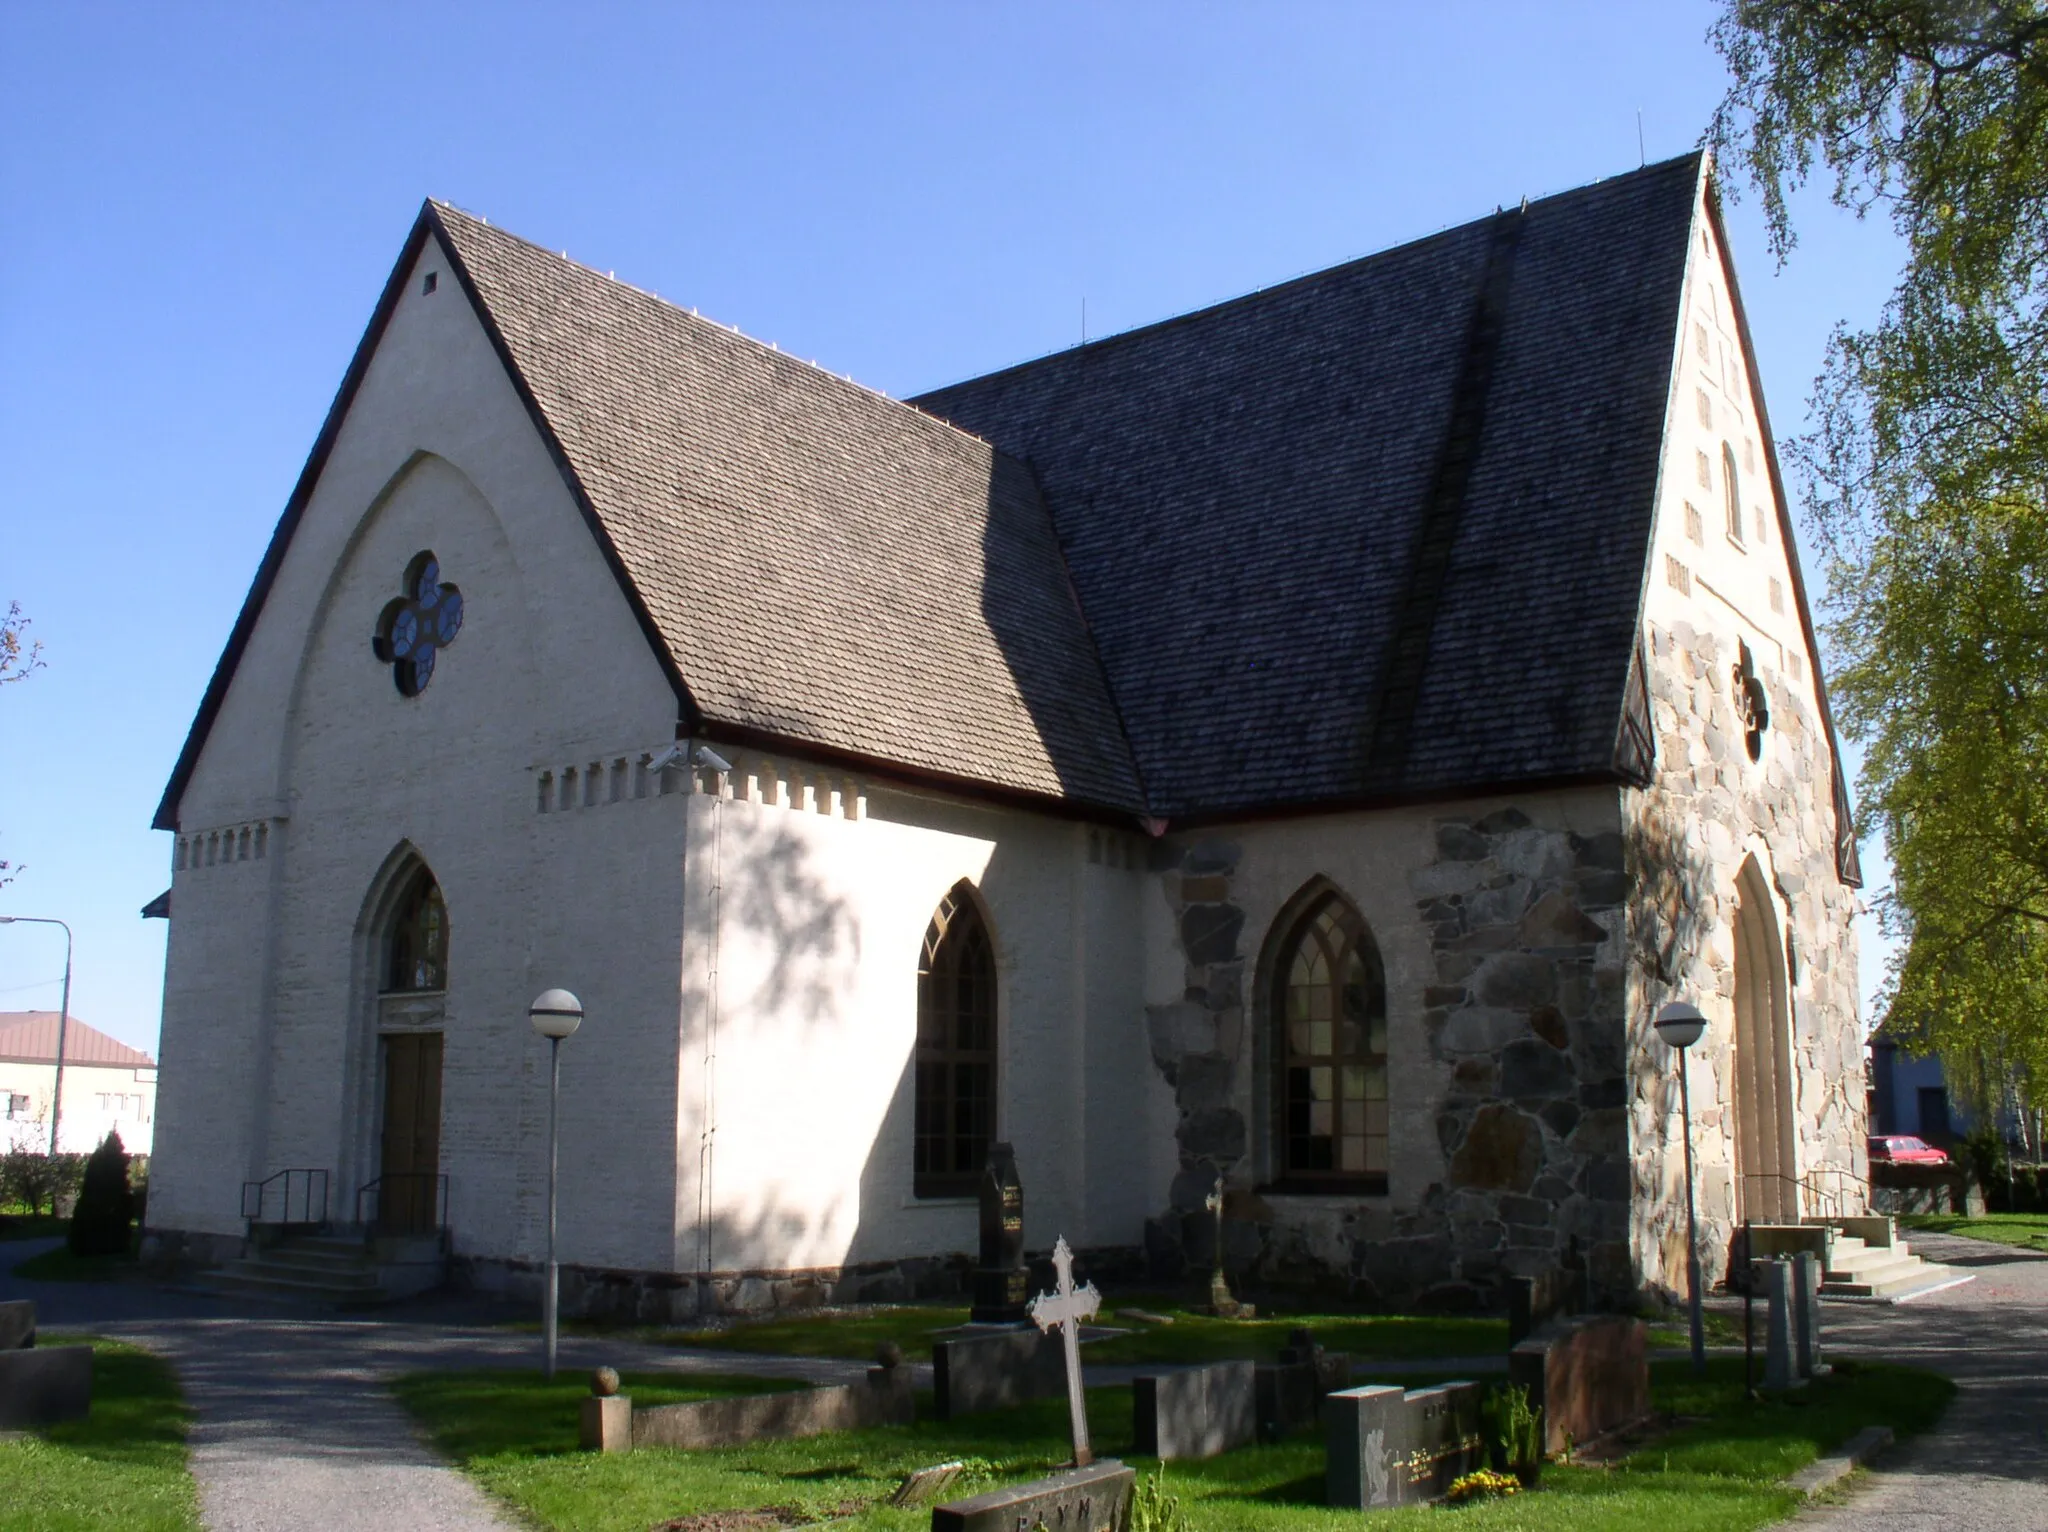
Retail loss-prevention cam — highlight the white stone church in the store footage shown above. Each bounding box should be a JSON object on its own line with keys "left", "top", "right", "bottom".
{"left": 147, "top": 151, "right": 1865, "bottom": 1316}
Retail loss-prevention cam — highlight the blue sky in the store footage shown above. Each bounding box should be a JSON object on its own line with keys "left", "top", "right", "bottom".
{"left": 1, "top": 3, "right": 1904, "bottom": 1054}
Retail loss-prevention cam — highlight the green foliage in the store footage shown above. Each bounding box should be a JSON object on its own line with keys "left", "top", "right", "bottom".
{"left": 0, "top": 1334, "right": 198, "bottom": 1531}
{"left": 1901, "top": 1209, "right": 2048, "bottom": 1247}
{"left": 0, "top": 1150, "right": 85, "bottom": 1219}
{"left": 1128, "top": 1467, "right": 1196, "bottom": 1532}
{"left": 1712, "top": 4, "right": 2048, "bottom": 1106}
{"left": 68, "top": 1131, "right": 133, "bottom": 1258}
{"left": 1483, "top": 1381, "right": 1543, "bottom": 1474}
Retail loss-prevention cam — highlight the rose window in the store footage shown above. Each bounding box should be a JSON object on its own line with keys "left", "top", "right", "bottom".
{"left": 372, "top": 551, "right": 464, "bottom": 697}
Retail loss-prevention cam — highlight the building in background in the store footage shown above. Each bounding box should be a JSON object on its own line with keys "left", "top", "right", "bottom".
{"left": 0, "top": 1012, "right": 158, "bottom": 1156}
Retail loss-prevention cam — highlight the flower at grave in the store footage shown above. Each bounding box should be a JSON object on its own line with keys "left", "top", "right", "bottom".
{"left": 372, "top": 550, "right": 464, "bottom": 697}
{"left": 1446, "top": 1468, "right": 1521, "bottom": 1504}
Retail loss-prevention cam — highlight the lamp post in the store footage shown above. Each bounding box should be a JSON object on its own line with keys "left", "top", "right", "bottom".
{"left": 0, "top": 916, "right": 73, "bottom": 1156}
{"left": 1654, "top": 999, "right": 1709, "bottom": 1377}
{"left": 529, "top": 987, "right": 583, "bottom": 1381}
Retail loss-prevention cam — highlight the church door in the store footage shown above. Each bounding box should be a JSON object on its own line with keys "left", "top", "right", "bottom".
{"left": 1732, "top": 861, "right": 1797, "bottom": 1223}
{"left": 378, "top": 1032, "right": 443, "bottom": 1233}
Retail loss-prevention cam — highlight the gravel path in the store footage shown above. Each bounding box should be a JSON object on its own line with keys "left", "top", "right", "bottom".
{"left": 1786, "top": 1229, "right": 2048, "bottom": 1531}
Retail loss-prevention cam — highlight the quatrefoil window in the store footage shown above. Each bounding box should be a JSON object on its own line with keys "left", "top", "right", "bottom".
{"left": 1732, "top": 638, "right": 1769, "bottom": 762}
{"left": 372, "top": 551, "right": 464, "bottom": 697}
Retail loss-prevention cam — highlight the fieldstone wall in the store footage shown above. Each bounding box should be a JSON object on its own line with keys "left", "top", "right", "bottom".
{"left": 1628, "top": 617, "right": 1863, "bottom": 1300}
{"left": 1139, "top": 806, "right": 1637, "bottom": 1311}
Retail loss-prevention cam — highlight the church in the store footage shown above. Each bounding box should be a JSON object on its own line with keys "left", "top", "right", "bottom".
{"left": 145, "top": 151, "right": 1866, "bottom": 1317}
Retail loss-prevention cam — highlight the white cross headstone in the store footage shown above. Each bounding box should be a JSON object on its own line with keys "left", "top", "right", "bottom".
{"left": 1028, "top": 1235, "right": 1101, "bottom": 1467}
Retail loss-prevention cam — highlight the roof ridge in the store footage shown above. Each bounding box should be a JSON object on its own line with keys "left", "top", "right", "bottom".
{"left": 911, "top": 150, "right": 1705, "bottom": 403}
{"left": 424, "top": 199, "right": 1013, "bottom": 460}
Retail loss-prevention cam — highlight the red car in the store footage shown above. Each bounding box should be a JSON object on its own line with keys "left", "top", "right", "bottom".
{"left": 1868, "top": 1134, "right": 1950, "bottom": 1166}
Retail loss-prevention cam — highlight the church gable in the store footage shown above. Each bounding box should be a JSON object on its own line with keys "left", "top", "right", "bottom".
{"left": 155, "top": 222, "right": 680, "bottom": 833}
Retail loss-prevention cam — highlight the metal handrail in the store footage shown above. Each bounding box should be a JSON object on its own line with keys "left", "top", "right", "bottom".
{"left": 241, "top": 1167, "right": 329, "bottom": 1226}
{"left": 356, "top": 1172, "right": 448, "bottom": 1233}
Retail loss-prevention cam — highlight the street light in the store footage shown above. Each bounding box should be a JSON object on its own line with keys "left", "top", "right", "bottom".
{"left": 529, "top": 987, "right": 583, "bottom": 1381}
{"left": 0, "top": 916, "right": 73, "bottom": 1156}
{"left": 1654, "top": 999, "right": 1709, "bottom": 1377}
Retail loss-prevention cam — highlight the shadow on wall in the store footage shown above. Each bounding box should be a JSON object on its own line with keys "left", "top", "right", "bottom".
{"left": 1625, "top": 793, "right": 1721, "bottom": 1291}
{"left": 719, "top": 809, "right": 862, "bottom": 1023}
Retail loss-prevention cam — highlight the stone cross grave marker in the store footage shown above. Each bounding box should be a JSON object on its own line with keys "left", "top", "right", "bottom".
{"left": 1028, "top": 1235, "right": 1101, "bottom": 1466}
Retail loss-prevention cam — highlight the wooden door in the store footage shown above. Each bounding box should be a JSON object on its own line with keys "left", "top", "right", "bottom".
{"left": 379, "top": 1032, "right": 443, "bottom": 1233}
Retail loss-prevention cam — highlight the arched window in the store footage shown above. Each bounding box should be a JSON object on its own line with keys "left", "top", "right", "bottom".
{"left": 385, "top": 867, "right": 448, "bottom": 993}
{"left": 1723, "top": 442, "right": 1743, "bottom": 543}
{"left": 914, "top": 883, "right": 996, "bottom": 1198}
{"left": 1273, "top": 891, "right": 1388, "bottom": 1190}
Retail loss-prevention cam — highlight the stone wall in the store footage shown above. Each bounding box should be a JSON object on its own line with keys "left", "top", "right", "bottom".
{"left": 1139, "top": 792, "right": 1636, "bottom": 1311}
{"left": 1627, "top": 615, "right": 1864, "bottom": 1300}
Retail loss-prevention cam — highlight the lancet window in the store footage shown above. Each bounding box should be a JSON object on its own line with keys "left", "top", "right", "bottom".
{"left": 914, "top": 883, "right": 996, "bottom": 1198}
{"left": 1274, "top": 891, "right": 1388, "bottom": 1190}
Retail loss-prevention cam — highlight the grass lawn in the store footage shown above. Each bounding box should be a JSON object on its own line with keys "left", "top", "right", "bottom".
{"left": 661, "top": 1303, "right": 1508, "bottom": 1366}
{"left": 397, "top": 1355, "right": 1954, "bottom": 1532}
{"left": 8, "top": 1243, "right": 139, "bottom": 1283}
{"left": 0, "top": 1215, "right": 67, "bottom": 1242}
{"left": 0, "top": 1335, "right": 198, "bottom": 1532}
{"left": 1899, "top": 1211, "right": 2048, "bottom": 1251}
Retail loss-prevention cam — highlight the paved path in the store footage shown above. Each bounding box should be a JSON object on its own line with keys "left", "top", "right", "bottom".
{"left": 1787, "top": 1230, "right": 2048, "bottom": 1530}
{"left": 2, "top": 1239, "right": 865, "bottom": 1532}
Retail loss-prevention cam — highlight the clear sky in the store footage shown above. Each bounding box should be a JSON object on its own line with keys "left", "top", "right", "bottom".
{"left": 1, "top": 3, "right": 1905, "bottom": 1055}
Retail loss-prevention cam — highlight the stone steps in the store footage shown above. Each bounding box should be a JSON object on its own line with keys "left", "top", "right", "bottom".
{"left": 1816, "top": 1230, "right": 1972, "bottom": 1303}
{"left": 187, "top": 1226, "right": 447, "bottom": 1308}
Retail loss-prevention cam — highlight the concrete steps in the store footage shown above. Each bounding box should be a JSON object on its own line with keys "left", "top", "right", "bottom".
{"left": 1817, "top": 1229, "right": 1972, "bottom": 1303}
{"left": 188, "top": 1226, "right": 447, "bottom": 1308}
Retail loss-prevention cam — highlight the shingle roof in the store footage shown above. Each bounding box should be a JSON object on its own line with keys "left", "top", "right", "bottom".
{"left": 915, "top": 153, "right": 1705, "bottom": 818}
{"left": 430, "top": 206, "right": 1146, "bottom": 812}
{"left": 0, "top": 1013, "right": 155, "bottom": 1068}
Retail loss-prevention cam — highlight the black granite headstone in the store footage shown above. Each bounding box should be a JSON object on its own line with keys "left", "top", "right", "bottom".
{"left": 1326, "top": 1380, "right": 1485, "bottom": 1508}
{"left": 933, "top": 1326, "right": 1068, "bottom": 1419}
{"left": 970, "top": 1142, "right": 1028, "bottom": 1323}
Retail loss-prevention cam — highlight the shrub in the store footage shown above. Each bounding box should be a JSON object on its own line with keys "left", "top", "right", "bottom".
{"left": 67, "top": 1131, "right": 135, "bottom": 1256}
{"left": 0, "top": 1148, "right": 84, "bottom": 1216}
{"left": 1483, "top": 1381, "right": 1543, "bottom": 1480}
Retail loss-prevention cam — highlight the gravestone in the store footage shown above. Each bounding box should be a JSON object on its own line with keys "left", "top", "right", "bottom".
{"left": 934, "top": 1324, "right": 1068, "bottom": 1419}
{"left": 0, "top": 1303, "right": 92, "bottom": 1432}
{"left": 1791, "top": 1251, "right": 1826, "bottom": 1379}
{"left": 1758, "top": 1258, "right": 1796, "bottom": 1391}
{"left": 970, "top": 1142, "right": 1028, "bottom": 1324}
{"left": 1505, "top": 1270, "right": 1587, "bottom": 1346}
{"left": 1326, "top": 1380, "right": 1486, "bottom": 1508}
{"left": 1254, "top": 1359, "right": 1317, "bottom": 1439}
{"left": 1278, "top": 1328, "right": 1351, "bottom": 1399}
{"left": 1507, "top": 1314, "right": 1648, "bottom": 1455}
{"left": 1132, "top": 1360, "right": 1256, "bottom": 1459}
{"left": 930, "top": 1460, "right": 1135, "bottom": 1532}
{"left": 1027, "top": 1235, "right": 1102, "bottom": 1466}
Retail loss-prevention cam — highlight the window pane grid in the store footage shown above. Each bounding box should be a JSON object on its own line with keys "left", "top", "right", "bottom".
{"left": 1277, "top": 894, "right": 1387, "bottom": 1187}
{"left": 914, "top": 887, "right": 997, "bottom": 1196}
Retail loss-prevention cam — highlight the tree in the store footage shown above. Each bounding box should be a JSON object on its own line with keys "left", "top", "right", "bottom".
{"left": 1712, "top": 2, "right": 2048, "bottom": 1113}
{"left": 67, "top": 1131, "right": 134, "bottom": 1257}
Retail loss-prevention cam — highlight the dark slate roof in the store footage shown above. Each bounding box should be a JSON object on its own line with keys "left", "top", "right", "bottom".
{"left": 914, "top": 153, "right": 1705, "bottom": 819}
{"left": 429, "top": 205, "right": 1145, "bottom": 811}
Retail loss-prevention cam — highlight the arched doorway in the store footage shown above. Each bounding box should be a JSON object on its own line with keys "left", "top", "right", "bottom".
{"left": 1732, "top": 856, "right": 1797, "bottom": 1221}
{"left": 372, "top": 862, "right": 448, "bottom": 1233}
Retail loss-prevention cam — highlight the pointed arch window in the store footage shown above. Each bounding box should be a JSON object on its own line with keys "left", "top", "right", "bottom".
{"left": 1273, "top": 891, "right": 1388, "bottom": 1190}
{"left": 914, "top": 884, "right": 996, "bottom": 1198}
{"left": 385, "top": 867, "right": 448, "bottom": 993}
{"left": 1723, "top": 442, "right": 1744, "bottom": 544}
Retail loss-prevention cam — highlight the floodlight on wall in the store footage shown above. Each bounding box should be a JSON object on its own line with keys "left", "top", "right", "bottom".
{"left": 645, "top": 743, "right": 687, "bottom": 775}
{"left": 690, "top": 744, "right": 732, "bottom": 774}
